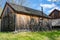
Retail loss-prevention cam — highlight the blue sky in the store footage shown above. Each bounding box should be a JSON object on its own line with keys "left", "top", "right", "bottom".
{"left": 0, "top": 0, "right": 60, "bottom": 15}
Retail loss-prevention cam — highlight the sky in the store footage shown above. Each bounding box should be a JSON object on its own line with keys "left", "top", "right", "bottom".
{"left": 0, "top": 0, "right": 60, "bottom": 15}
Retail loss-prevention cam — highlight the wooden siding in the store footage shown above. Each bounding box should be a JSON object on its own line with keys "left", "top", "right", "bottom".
{"left": 2, "top": 4, "right": 14, "bottom": 18}
{"left": 51, "top": 19, "right": 60, "bottom": 26}
{"left": 15, "top": 12, "right": 49, "bottom": 31}
{"left": 15, "top": 13, "right": 39, "bottom": 30}
{"left": 49, "top": 9, "right": 60, "bottom": 19}
{"left": 1, "top": 4, "right": 15, "bottom": 31}
{"left": 50, "top": 12, "right": 54, "bottom": 18}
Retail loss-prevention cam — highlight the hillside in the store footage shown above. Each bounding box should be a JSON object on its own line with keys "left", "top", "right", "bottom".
{"left": 0, "top": 31, "right": 60, "bottom": 40}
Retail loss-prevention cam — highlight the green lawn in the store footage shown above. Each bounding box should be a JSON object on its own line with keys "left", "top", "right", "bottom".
{"left": 0, "top": 30, "right": 60, "bottom": 40}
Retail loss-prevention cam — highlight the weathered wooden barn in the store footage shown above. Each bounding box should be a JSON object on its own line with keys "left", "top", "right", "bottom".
{"left": 49, "top": 9, "right": 60, "bottom": 30}
{"left": 1, "top": 2, "right": 50, "bottom": 32}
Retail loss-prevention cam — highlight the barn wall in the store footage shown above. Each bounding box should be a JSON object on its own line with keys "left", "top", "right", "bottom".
{"left": 59, "top": 11, "right": 60, "bottom": 17}
{"left": 1, "top": 4, "right": 15, "bottom": 31}
{"left": 15, "top": 13, "right": 39, "bottom": 30}
{"left": 2, "top": 4, "right": 14, "bottom": 18}
{"left": 51, "top": 19, "right": 60, "bottom": 26}
{"left": 50, "top": 12, "right": 54, "bottom": 18}
{"left": 43, "top": 18, "right": 49, "bottom": 22}
{"left": 49, "top": 10, "right": 60, "bottom": 19}
{"left": 15, "top": 13, "right": 49, "bottom": 31}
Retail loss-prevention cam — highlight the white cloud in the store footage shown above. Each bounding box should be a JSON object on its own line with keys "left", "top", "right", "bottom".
{"left": 47, "top": 6, "right": 60, "bottom": 15}
{"left": 46, "top": 7, "right": 60, "bottom": 15}
{"left": 48, "top": 0, "right": 51, "bottom": 1}
{"left": 49, "top": 7, "right": 60, "bottom": 13}
{"left": 40, "top": 3, "right": 60, "bottom": 15}
{"left": 40, "top": 3, "right": 56, "bottom": 8}
{"left": 47, "top": 0, "right": 59, "bottom": 2}
{"left": 53, "top": 0, "right": 57, "bottom": 2}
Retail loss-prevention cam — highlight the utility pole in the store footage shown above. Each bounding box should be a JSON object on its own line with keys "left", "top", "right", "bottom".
{"left": 41, "top": 7, "right": 44, "bottom": 31}
{"left": 41, "top": 7, "right": 43, "bottom": 21}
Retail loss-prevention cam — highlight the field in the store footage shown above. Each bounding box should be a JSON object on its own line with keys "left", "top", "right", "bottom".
{"left": 0, "top": 30, "right": 60, "bottom": 40}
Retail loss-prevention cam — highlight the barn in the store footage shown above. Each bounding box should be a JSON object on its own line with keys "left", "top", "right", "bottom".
{"left": 1, "top": 2, "right": 50, "bottom": 32}
{"left": 49, "top": 9, "right": 60, "bottom": 30}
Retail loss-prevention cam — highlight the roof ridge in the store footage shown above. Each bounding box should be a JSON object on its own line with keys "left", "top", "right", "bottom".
{"left": 54, "top": 9, "right": 60, "bottom": 11}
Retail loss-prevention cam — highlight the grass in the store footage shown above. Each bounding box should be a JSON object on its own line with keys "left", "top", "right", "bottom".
{"left": 0, "top": 30, "right": 60, "bottom": 40}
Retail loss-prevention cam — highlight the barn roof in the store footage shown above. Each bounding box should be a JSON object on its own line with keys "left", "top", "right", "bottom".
{"left": 2, "top": 2, "right": 49, "bottom": 18}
